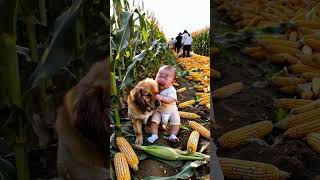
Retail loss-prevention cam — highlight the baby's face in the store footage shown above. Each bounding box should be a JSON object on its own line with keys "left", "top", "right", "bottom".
{"left": 155, "top": 68, "right": 175, "bottom": 90}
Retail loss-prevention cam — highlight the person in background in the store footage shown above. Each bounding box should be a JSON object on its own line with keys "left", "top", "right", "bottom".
{"left": 168, "top": 37, "right": 176, "bottom": 51}
{"left": 175, "top": 33, "right": 182, "bottom": 54}
{"left": 181, "top": 30, "right": 192, "bottom": 57}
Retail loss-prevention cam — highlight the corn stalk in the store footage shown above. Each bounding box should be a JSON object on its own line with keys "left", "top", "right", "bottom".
{"left": 0, "top": 0, "right": 30, "bottom": 179}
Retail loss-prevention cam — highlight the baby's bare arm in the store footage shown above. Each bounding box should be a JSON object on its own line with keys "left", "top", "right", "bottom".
{"left": 157, "top": 95, "right": 176, "bottom": 103}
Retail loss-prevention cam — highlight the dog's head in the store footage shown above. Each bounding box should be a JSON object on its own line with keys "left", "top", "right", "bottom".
{"left": 131, "top": 78, "right": 160, "bottom": 111}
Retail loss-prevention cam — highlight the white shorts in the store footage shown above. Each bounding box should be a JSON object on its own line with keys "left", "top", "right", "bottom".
{"left": 151, "top": 106, "right": 181, "bottom": 126}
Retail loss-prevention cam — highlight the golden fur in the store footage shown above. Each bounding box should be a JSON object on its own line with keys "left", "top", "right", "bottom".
{"left": 127, "top": 78, "right": 159, "bottom": 145}
{"left": 55, "top": 61, "right": 109, "bottom": 180}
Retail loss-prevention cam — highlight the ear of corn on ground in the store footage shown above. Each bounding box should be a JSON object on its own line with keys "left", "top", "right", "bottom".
{"left": 116, "top": 137, "right": 139, "bottom": 171}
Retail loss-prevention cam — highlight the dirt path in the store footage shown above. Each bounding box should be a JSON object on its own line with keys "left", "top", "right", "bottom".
{"left": 130, "top": 54, "right": 211, "bottom": 179}
{"left": 212, "top": 17, "right": 320, "bottom": 180}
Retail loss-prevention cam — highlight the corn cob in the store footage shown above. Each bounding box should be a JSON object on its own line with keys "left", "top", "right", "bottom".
{"left": 296, "top": 20, "right": 320, "bottom": 29}
{"left": 296, "top": 54, "right": 320, "bottom": 68}
{"left": 274, "top": 98, "right": 314, "bottom": 110}
{"left": 219, "top": 157, "right": 290, "bottom": 180}
{"left": 302, "top": 72, "right": 320, "bottom": 81}
{"left": 312, "top": 77, "right": 320, "bottom": 97}
{"left": 116, "top": 137, "right": 139, "bottom": 171}
{"left": 213, "top": 82, "right": 244, "bottom": 99}
{"left": 262, "top": 44, "right": 300, "bottom": 55}
{"left": 173, "top": 82, "right": 179, "bottom": 86}
{"left": 205, "top": 103, "right": 210, "bottom": 110}
{"left": 218, "top": 121, "right": 273, "bottom": 149}
{"left": 114, "top": 153, "right": 131, "bottom": 180}
{"left": 272, "top": 76, "right": 306, "bottom": 87}
{"left": 306, "top": 133, "right": 320, "bottom": 154}
{"left": 132, "top": 145, "right": 209, "bottom": 161}
{"left": 176, "top": 87, "right": 187, "bottom": 93}
{"left": 188, "top": 121, "right": 210, "bottom": 140}
{"left": 291, "top": 99, "right": 320, "bottom": 114}
{"left": 274, "top": 107, "right": 320, "bottom": 129}
{"left": 199, "top": 98, "right": 210, "bottom": 105}
{"left": 268, "top": 53, "right": 299, "bottom": 65}
{"left": 278, "top": 86, "right": 296, "bottom": 95}
{"left": 178, "top": 100, "right": 195, "bottom": 109}
{"left": 288, "top": 64, "right": 320, "bottom": 73}
{"left": 284, "top": 119, "right": 320, "bottom": 138}
{"left": 179, "top": 111, "right": 200, "bottom": 119}
{"left": 300, "top": 91, "right": 314, "bottom": 99}
{"left": 187, "top": 131, "right": 200, "bottom": 153}
{"left": 304, "top": 38, "right": 320, "bottom": 52}
{"left": 257, "top": 38, "right": 301, "bottom": 49}
{"left": 195, "top": 92, "right": 209, "bottom": 96}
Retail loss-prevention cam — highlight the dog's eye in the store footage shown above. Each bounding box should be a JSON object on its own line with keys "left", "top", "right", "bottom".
{"left": 146, "top": 93, "right": 152, "bottom": 97}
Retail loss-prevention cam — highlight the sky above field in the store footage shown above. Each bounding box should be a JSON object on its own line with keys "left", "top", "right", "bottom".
{"left": 127, "top": 0, "right": 210, "bottom": 39}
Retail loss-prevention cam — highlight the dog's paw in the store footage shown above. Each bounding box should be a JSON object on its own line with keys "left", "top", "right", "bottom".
{"left": 135, "top": 137, "right": 143, "bottom": 145}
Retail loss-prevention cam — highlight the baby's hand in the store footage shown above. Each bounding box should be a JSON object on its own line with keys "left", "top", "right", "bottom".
{"left": 156, "top": 94, "right": 164, "bottom": 101}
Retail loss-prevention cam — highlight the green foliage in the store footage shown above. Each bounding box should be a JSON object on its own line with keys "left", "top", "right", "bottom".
{"left": 192, "top": 28, "right": 210, "bottom": 56}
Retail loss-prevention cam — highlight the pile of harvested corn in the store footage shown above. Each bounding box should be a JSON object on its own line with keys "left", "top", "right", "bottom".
{"left": 214, "top": 1, "right": 320, "bottom": 179}
{"left": 215, "top": 0, "right": 319, "bottom": 29}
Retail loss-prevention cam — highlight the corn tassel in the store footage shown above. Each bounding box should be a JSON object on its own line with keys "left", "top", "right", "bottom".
{"left": 187, "top": 131, "right": 200, "bottom": 153}
{"left": 218, "top": 121, "right": 273, "bottom": 149}
{"left": 188, "top": 121, "right": 210, "bottom": 140}
{"left": 284, "top": 119, "right": 320, "bottom": 138}
{"left": 114, "top": 153, "right": 131, "bottom": 180}
{"left": 306, "top": 133, "right": 320, "bottom": 154}
{"left": 116, "top": 137, "right": 139, "bottom": 171}
{"left": 219, "top": 157, "right": 290, "bottom": 180}
{"left": 179, "top": 111, "right": 201, "bottom": 119}
{"left": 178, "top": 100, "right": 195, "bottom": 109}
{"left": 274, "top": 107, "right": 320, "bottom": 129}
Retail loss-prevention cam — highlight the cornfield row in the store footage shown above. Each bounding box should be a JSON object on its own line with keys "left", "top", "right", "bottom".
{"left": 214, "top": 0, "right": 320, "bottom": 179}
{"left": 110, "top": 0, "right": 174, "bottom": 132}
{"left": 191, "top": 28, "right": 210, "bottom": 56}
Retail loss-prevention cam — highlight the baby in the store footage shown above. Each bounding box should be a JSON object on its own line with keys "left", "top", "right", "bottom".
{"left": 148, "top": 65, "right": 180, "bottom": 143}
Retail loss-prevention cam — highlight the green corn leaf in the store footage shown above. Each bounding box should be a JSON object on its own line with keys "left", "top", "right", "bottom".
{"left": 120, "top": 49, "right": 146, "bottom": 90}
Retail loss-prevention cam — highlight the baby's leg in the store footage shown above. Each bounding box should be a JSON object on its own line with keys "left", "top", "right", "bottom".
{"left": 168, "top": 110, "right": 181, "bottom": 143}
{"left": 148, "top": 111, "right": 161, "bottom": 143}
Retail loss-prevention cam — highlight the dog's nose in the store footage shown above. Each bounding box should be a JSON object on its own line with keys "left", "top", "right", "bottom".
{"left": 155, "top": 99, "right": 160, "bottom": 107}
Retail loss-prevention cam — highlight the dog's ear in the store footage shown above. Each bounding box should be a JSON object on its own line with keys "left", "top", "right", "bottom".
{"left": 73, "top": 84, "right": 108, "bottom": 152}
{"left": 133, "top": 88, "right": 145, "bottom": 107}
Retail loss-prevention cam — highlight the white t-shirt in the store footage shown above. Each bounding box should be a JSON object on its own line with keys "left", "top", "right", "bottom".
{"left": 158, "top": 85, "right": 177, "bottom": 111}
{"left": 182, "top": 33, "right": 192, "bottom": 45}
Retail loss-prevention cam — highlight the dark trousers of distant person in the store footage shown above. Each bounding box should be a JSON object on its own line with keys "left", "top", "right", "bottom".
{"left": 175, "top": 43, "right": 181, "bottom": 54}
{"left": 183, "top": 45, "right": 191, "bottom": 57}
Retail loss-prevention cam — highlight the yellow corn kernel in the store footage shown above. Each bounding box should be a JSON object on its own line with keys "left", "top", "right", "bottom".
{"left": 187, "top": 131, "right": 200, "bottom": 153}
{"left": 114, "top": 153, "right": 131, "bottom": 180}
{"left": 178, "top": 100, "right": 196, "bottom": 109}
{"left": 116, "top": 137, "right": 139, "bottom": 171}
{"left": 188, "top": 121, "right": 210, "bottom": 140}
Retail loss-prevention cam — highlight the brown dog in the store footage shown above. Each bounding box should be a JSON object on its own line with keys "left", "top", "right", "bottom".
{"left": 127, "top": 78, "right": 160, "bottom": 145}
{"left": 55, "top": 61, "right": 109, "bottom": 180}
